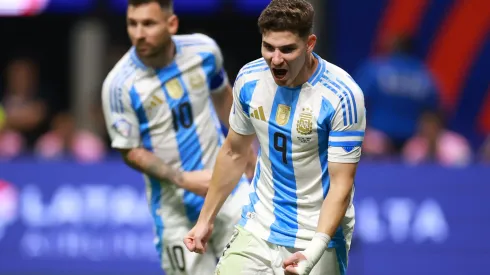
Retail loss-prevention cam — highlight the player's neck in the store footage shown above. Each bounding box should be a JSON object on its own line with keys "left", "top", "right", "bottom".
{"left": 140, "top": 42, "right": 176, "bottom": 70}
{"left": 290, "top": 53, "right": 318, "bottom": 88}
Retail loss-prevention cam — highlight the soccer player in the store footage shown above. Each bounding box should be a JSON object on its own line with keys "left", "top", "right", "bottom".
{"left": 101, "top": 0, "right": 252, "bottom": 274}
{"left": 184, "top": 0, "right": 366, "bottom": 274}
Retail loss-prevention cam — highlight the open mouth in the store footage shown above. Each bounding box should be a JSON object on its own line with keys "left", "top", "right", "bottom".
{"left": 272, "top": 68, "right": 288, "bottom": 80}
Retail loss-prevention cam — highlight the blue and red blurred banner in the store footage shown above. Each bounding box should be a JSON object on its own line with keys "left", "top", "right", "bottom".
{"left": 331, "top": 0, "right": 490, "bottom": 144}
{"left": 0, "top": 159, "right": 489, "bottom": 275}
{"left": 0, "top": 0, "right": 272, "bottom": 15}
{"left": 108, "top": 0, "right": 221, "bottom": 13}
{"left": 0, "top": 0, "right": 94, "bottom": 15}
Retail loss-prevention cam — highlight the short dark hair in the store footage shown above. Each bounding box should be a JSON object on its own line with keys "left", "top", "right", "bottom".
{"left": 258, "top": 0, "right": 314, "bottom": 38}
{"left": 128, "top": 0, "right": 173, "bottom": 11}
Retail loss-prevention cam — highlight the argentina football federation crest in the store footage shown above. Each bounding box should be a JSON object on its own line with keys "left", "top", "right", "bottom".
{"left": 296, "top": 107, "right": 313, "bottom": 143}
{"left": 189, "top": 70, "right": 205, "bottom": 90}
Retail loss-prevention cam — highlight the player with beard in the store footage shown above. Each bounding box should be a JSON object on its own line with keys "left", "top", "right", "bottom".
{"left": 101, "top": 0, "right": 253, "bottom": 274}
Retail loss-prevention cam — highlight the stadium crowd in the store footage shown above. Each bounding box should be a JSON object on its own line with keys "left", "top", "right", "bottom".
{"left": 1, "top": 37, "right": 489, "bottom": 166}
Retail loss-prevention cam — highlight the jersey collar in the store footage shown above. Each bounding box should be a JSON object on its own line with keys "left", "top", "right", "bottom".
{"left": 307, "top": 52, "right": 326, "bottom": 86}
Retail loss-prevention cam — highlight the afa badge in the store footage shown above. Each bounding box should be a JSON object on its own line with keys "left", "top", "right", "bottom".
{"left": 275, "top": 104, "right": 291, "bottom": 126}
{"left": 165, "top": 78, "right": 184, "bottom": 99}
{"left": 296, "top": 107, "right": 314, "bottom": 144}
{"left": 296, "top": 107, "right": 313, "bottom": 135}
{"left": 189, "top": 71, "right": 205, "bottom": 90}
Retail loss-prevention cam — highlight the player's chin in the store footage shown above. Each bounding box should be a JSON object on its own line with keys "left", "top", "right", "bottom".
{"left": 136, "top": 47, "right": 154, "bottom": 57}
{"left": 272, "top": 77, "right": 291, "bottom": 87}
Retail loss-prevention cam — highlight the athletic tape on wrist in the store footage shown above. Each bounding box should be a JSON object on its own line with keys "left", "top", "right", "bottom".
{"left": 295, "top": 232, "right": 331, "bottom": 275}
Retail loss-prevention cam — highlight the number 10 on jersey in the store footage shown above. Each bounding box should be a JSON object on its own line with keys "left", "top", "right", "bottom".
{"left": 171, "top": 102, "right": 194, "bottom": 131}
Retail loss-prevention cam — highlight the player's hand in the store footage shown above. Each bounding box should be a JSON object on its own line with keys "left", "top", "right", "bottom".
{"left": 283, "top": 251, "right": 310, "bottom": 275}
{"left": 183, "top": 221, "right": 214, "bottom": 254}
{"left": 181, "top": 170, "right": 212, "bottom": 197}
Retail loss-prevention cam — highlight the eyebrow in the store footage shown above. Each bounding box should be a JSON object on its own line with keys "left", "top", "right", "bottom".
{"left": 262, "top": 42, "right": 297, "bottom": 49}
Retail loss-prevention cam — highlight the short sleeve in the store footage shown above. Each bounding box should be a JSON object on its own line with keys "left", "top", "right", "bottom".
{"left": 229, "top": 78, "right": 256, "bottom": 135}
{"left": 328, "top": 83, "right": 366, "bottom": 163}
{"left": 101, "top": 78, "right": 141, "bottom": 149}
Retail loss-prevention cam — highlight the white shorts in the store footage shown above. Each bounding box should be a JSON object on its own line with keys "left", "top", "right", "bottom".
{"left": 215, "top": 226, "right": 349, "bottom": 275}
{"left": 156, "top": 183, "right": 250, "bottom": 275}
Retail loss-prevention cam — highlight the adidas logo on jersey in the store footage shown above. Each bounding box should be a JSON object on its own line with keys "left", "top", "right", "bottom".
{"left": 250, "top": 106, "right": 266, "bottom": 121}
{"left": 148, "top": 94, "right": 163, "bottom": 109}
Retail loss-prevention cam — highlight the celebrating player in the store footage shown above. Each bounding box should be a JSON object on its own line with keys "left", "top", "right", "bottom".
{"left": 184, "top": 0, "right": 366, "bottom": 274}
{"left": 101, "top": 0, "right": 253, "bottom": 274}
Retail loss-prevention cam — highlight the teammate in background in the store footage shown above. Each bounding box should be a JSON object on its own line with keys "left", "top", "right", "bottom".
{"left": 101, "top": 0, "right": 253, "bottom": 274}
{"left": 184, "top": 0, "right": 366, "bottom": 274}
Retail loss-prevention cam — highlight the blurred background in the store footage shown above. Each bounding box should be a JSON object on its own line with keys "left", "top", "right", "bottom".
{"left": 0, "top": 0, "right": 489, "bottom": 274}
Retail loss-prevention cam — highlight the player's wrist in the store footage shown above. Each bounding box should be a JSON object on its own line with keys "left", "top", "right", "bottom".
{"left": 292, "top": 233, "right": 330, "bottom": 274}
{"left": 197, "top": 203, "right": 218, "bottom": 225}
{"left": 299, "top": 232, "right": 331, "bottom": 271}
{"left": 197, "top": 213, "right": 216, "bottom": 227}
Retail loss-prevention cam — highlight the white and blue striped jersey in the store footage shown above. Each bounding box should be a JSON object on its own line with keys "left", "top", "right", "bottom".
{"left": 102, "top": 33, "right": 247, "bottom": 230}
{"left": 230, "top": 53, "right": 366, "bottom": 249}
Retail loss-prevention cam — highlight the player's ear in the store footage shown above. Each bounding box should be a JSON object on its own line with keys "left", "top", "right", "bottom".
{"left": 167, "top": 14, "right": 179, "bottom": 35}
{"left": 306, "top": 34, "right": 317, "bottom": 53}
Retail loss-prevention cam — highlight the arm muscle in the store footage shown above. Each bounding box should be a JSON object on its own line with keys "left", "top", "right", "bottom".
{"left": 199, "top": 129, "right": 255, "bottom": 223}
{"left": 316, "top": 162, "right": 357, "bottom": 237}
{"left": 119, "top": 148, "right": 183, "bottom": 186}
